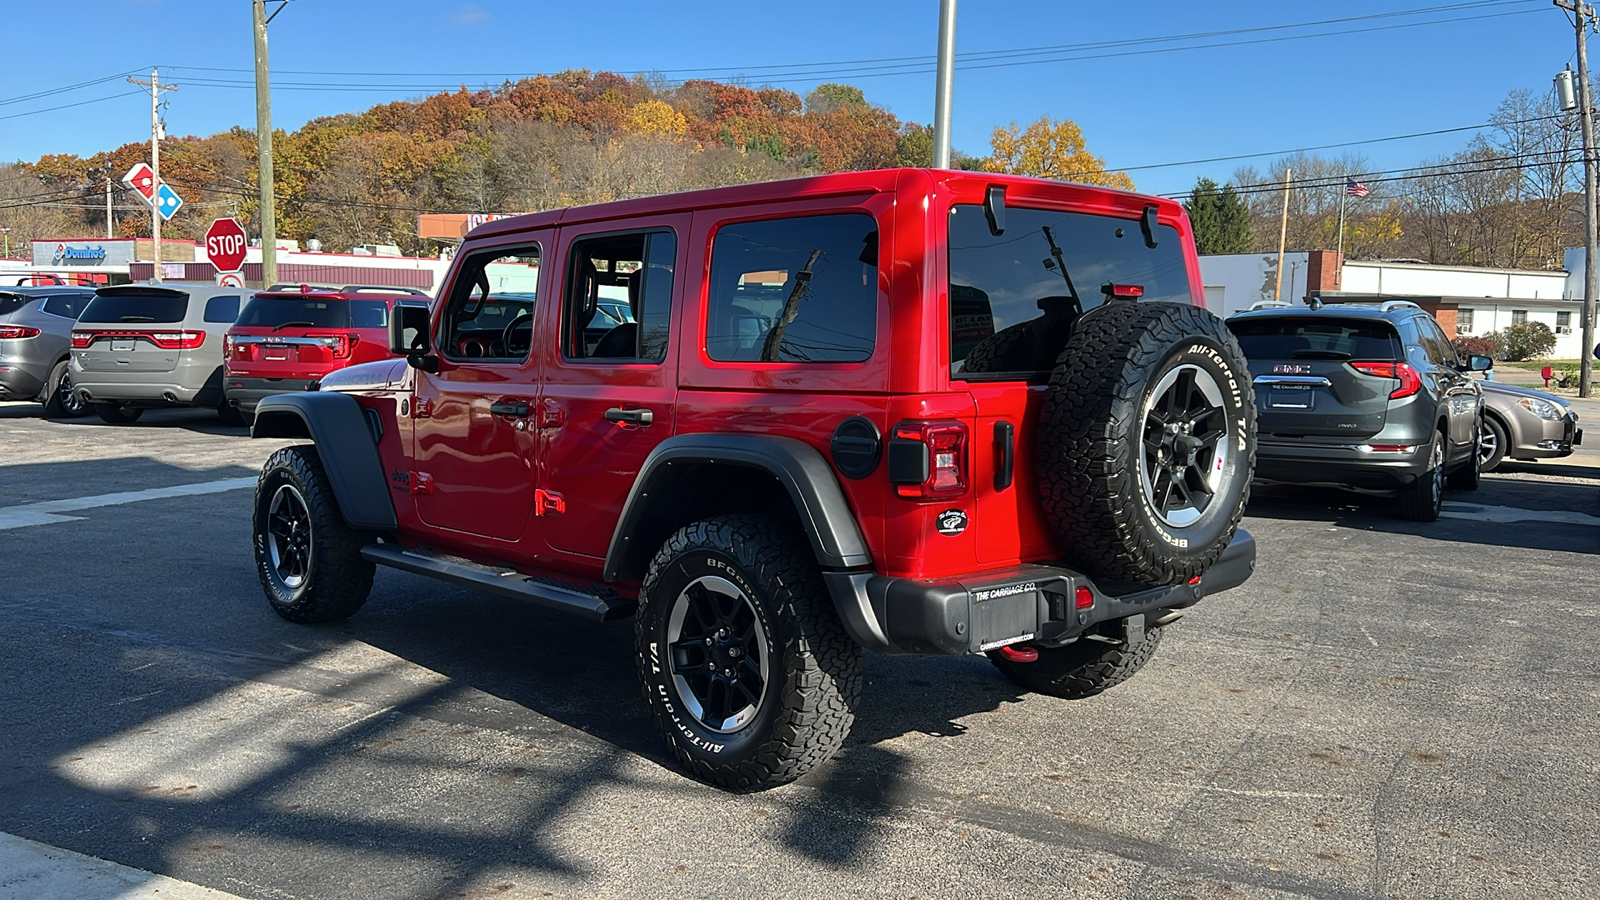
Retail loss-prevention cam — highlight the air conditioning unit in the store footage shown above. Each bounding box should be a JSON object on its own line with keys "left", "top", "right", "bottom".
{"left": 1556, "top": 325, "right": 1573, "bottom": 334}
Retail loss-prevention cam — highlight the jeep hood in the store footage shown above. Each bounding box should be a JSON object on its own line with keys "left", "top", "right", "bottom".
{"left": 316, "top": 358, "right": 406, "bottom": 392}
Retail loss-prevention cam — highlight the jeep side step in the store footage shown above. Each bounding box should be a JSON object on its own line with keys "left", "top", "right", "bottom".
{"left": 360, "top": 544, "right": 636, "bottom": 622}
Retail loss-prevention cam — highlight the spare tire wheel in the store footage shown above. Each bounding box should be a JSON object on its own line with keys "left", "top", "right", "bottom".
{"left": 1037, "top": 301, "right": 1255, "bottom": 586}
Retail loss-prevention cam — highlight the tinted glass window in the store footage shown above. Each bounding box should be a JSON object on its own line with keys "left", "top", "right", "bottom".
{"left": 949, "top": 204, "right": 1189, "bottom": 380}
{"left": 706, "top": 214, "right": 878, "bottom": 363}
{"left": 41, "top": 293, "right": 93, "bottom": 319}
{"left": 440, "top": 246, "right": 541, "bottom": 362}
{"left": 0, "top": 294, "right": 24, "bottom": 316}
{"left": 561, "top": 230, "right": 675, "bottom": 362}
{"left": 1415, "top": 317, "right": 1454, "bottom": 366}
{"left": 236, "top": 297, "right": 351, "bottom": 328}
{"left": 203, "top": 295, "right": 241, "bottom": 323}
{"left": 351, "top": 300, "right": 388, "bottom": 329}
{"left": 1228, "top": 317, "right": 1403, "bottom": 360}
{"left": 79, "top": 291, "right": 188, "bottom": 324}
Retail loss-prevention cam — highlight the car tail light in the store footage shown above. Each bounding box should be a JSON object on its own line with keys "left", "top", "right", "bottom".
{"left": 1102, "top": 283, "right": 1144, "bottom": 299}
{"left": 70, "top": 331, "right": 94, "bottom": 348}
{"left": 0, "top": 325, "right": 41, "bottom": 339}
{"left": 888, "top": 420, "right": 969, "bottom": 498}
{"left": 308, "top": 332, "right": 358, "bottom": 359}
{"left": 148, "top": 331, "right": 206, "bottom": 350}
{"left": 1349, "top": 360, "right": 1422, "bottom": 399}
{"left": 1074, "top": 586, "right": 1094, "bottom": 610}
{"left": 223, "top": 333, "right": 236, "bottom": 354}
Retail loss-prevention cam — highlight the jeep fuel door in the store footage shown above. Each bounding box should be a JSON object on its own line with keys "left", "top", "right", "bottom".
{"left": 411, "top": 241, "right": 546, "bottom": 543}
{"left": 538, "top": 222, "right": 684, "bottom": 560}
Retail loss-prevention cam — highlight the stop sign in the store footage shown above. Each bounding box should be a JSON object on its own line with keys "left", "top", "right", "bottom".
{"left": 205, "top": 217, "right": 248, "bottom": 273}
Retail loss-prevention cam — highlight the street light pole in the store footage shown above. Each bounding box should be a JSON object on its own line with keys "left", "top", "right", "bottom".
{"left": 931, "top": 0, "right": 956, "bottom": 168}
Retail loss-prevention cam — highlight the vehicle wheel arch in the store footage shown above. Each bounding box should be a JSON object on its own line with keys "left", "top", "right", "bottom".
{"left": 250, "top": 392, "right": 396, "bottom": 532}
{"left": 604, "top": 435, "right": 871, "bottom": 584}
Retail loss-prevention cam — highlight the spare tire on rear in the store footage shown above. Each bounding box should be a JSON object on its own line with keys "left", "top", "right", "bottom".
{"left": 1037, "top": 301, "right": 1255, "bottom": 587}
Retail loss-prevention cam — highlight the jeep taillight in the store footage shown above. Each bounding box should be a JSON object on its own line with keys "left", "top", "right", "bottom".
{"left": 888, "top": 420, "right": 969, "bottom": 498}
{"left": 309, "top": 332, "right": 357, "bottom": 359}
{"left": 1350, "top": 360, "right": 1422, "bottom": 399}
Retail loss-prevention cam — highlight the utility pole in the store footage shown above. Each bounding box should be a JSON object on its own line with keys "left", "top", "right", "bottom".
{"left": 1558, "top": 0, "right": 1598, "bottom": 398}
{"left": 931, "top": 0, "right": 956, "bottom": 168}
{"left": 1274, "top": 168, "right": 1292, "bottom": 303}
{"left": 128, "top": 69, "right": 176, "bottom": 282}
{"left": 254, "top": 0, "right": 280, "bottom": 286}
{"left": 105, "top": 177, "right": 113, "bottom": 239}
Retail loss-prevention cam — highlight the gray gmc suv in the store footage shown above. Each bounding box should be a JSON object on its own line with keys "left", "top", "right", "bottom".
{"left": 1227, "top": 299, "right": 1491, "bottom": 521}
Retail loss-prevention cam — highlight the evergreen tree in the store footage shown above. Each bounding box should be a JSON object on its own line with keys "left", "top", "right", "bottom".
{"left": 1185, "top": 177, "right": 1252, "bottom": 254}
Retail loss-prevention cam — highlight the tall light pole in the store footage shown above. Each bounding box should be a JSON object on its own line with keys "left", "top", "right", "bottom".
{"left": 931, "top": 0, "right": 956, "bottom": 168}
{"left": 254, "top": 0, "right": 280, "bottom": 286}
{"left": 1557, "top": 0, "right": 1597, "bottom": 397}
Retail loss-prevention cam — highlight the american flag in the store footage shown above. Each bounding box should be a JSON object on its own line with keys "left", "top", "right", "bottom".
{"left": 1346, "top": 178, "right": 1371, "bottom": 198}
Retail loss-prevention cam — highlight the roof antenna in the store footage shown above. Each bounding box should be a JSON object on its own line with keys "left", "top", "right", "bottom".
{"left": 1306, "top": 295, "right": 1323, "bottom": 310}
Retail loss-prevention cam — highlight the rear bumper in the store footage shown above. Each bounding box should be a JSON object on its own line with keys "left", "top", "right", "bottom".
{"left": 1254, "top": 439, "right": 1430, "bottom": 490}
{"left": 0, "top": 367, "right": 47, "bottom": 401}
{"left": 822, "top": 529, "right": 1256, "bottom": 656}
{"left": 226, "top": 376, "right": 322, "bottom": 411}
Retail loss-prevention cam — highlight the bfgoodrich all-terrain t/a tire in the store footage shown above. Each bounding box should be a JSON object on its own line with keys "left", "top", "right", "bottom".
{"left": 989, "top": 626, "right": 1164, "bottom": 699}
{"left": 1037, "top": 301, "right": 1256, "bottom": 587}
{"left": 635, "top": 515, "right": 862, "bottom": 791}
{"left": 253, "top": 445, "right": 375, "bottom": 623}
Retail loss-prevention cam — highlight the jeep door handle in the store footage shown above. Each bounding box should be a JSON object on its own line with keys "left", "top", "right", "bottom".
{"left": 605, "top": 407, "right": 654, "bottom": 425}
{"left": 490, "top": 400, "right": 529, "bottom": 417}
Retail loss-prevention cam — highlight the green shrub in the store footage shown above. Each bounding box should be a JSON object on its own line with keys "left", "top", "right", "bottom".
{"left": 1498, "top": 322, "right": 1557, "bottom": 362}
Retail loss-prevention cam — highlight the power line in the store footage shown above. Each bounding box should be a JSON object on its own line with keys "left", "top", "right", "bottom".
{"left": 0, "top": 70, "right": 146, "bottom": 107}
{"left": 0, "top": 90, "right": 146, "bottom": 122}
{"left": 155, "top": 2, "right": 1541, "bottom": 93}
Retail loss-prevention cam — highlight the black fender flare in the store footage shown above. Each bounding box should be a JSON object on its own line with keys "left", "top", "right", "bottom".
{"left": 251, "top": 392, "right": 397, "bottom": 532}
{"left": 604, "top": 434, "right": 872, "bottom": 580}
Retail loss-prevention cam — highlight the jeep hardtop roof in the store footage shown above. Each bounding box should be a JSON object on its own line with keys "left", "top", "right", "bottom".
{"left": 465, "top": 168, "right": 1188, "bottom": 242}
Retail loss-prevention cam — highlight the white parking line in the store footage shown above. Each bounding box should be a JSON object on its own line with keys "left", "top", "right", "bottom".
{"left": 0, "top": 478, "right": 256, "bottom": 531}
{"left": 0, "top": 832, "right": 249, "bottom": 899}
{"left": 1440, "top": 501, "right": 1600, "bottom": 528}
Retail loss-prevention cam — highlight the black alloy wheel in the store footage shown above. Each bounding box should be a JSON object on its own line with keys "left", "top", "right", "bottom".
{"left": 1140, "top": 363, "right": 1232, "bottom": 528}
{"left": 265, "top": 483, "right": 314, "bottom": 592}
{"left": 666, "top": 575, "right": 771, "bottom": 733}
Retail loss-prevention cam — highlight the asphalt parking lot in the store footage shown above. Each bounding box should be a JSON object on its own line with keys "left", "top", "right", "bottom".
{"left": 1, "top": 400, "right": 1596, "bottom": 900}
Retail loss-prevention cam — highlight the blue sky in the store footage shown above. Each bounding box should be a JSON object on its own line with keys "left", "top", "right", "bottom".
{"left": 0, "top": 0, "right": 1577, "bottom": 198}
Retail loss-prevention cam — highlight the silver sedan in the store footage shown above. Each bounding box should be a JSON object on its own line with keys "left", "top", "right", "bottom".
{"left": 1478, "top": 381, "right": 1583, "bottom": 471}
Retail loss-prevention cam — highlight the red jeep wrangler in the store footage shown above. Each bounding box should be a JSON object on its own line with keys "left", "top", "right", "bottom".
{"left": 249, "top": 168, "right": 1257, "bottom": 790}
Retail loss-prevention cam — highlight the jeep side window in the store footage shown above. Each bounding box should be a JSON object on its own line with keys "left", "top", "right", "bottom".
{"left": 948, "top": 204, "right": 1187, "bottom": 381}
{"left": 561, "top": 230, "right": 675, "bottom": 362}
{"left": 439, "top": 246, "right": 541, "bottom": 362}
{"left": 705, "top": 213, "right": 878, "bottom": 363}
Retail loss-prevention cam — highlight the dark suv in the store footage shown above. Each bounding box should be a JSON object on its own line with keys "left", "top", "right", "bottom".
{"left": 246, "top": 169, "right": 1259, "bottom": 790}
{"left": 1227, "top": 299, "right": 1490, "bottom": 520}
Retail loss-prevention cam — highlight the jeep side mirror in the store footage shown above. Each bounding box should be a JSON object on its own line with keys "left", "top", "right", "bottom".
{"left": 1468, "top": 355, "right": 1493, "bottom": 372}
{"left": 390, "top": 304, "right": 432, "bottom": 357}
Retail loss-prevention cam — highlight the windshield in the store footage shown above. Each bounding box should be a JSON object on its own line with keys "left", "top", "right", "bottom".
{"left": 79, "top": 291, "right": 188, "bottom": 324}
{"left": 948, "top": 204, "right": 1189, "bottom": 381}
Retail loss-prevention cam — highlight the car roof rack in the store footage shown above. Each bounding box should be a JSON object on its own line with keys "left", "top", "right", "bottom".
{"left": 1249, "top": 300, "right": 1291, "bottom": 310}
{"left": 1379, "top": 300, "right": 1421, "bottom": 312}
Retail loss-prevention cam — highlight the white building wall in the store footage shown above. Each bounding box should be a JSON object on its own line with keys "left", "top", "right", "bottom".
{"left": 1196, "top": 252, "right": 1309, "bottom": 318}
{"left": 1341, "top": 262, "right": 1566, "bottom": 300}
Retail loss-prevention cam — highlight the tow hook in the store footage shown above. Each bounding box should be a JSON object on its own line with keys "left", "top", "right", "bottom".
{"left": 995, "top": 644, "right": 1039, "bottom": 663}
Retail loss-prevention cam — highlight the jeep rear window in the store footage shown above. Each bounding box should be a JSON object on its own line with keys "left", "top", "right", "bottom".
{"left": 706, "top": 213, "right": 878, "bottom": 363}
{"left": 948, "top": 204, "right": 1189, "bottom": 381}
{"left": 1228, "top": 318, "right": 1402, "bottom": 361}
{"left": 236, "top": 297, "right": 351, "bottom": 329}
{"left": 78, "top": 291, "right": 188, "bottom": 324}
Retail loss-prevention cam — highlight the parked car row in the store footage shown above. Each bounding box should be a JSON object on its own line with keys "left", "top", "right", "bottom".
{"left": 2, "top": 282, "right": 430, "bottom": 425}
{"left": 1224, "top": 297, "right": 1581, "bottom": 521}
